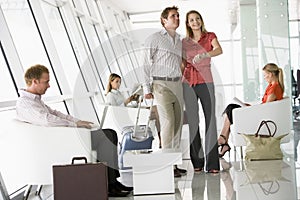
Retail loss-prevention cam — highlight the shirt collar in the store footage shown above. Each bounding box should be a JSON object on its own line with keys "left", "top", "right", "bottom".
{"left": 110, "top": 89, "right": 120, "bottom": 95}
{"left": 19, "top": 89, "right": 41, "bottom": 100}
{"left": 160, "top": 28, "right": 180, "bottom": 39}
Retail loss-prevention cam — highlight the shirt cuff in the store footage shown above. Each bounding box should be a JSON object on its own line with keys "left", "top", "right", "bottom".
{"left": 143, "top": 83, "right": 151, "bottom": 95}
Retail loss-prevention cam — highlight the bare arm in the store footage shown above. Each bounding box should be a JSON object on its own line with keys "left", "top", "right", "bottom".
{"left": 207, "top": 38, "right": 223, "bottom": 57}
{"left": 265, "top": 93, "right": 277, "bottom": 102}
{"left": 181, "top": 59, "right": 187, "bottom": 74}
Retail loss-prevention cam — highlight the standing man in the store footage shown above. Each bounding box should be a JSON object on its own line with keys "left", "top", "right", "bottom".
{"left": 143, "top": 6, "right": 186, "bottom": 177}
{"left": 16, "top": 64, "right": 132, "bottom": 197}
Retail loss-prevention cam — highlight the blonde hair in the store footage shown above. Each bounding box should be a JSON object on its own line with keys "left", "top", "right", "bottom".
{"left": 24, "top": 64, "right": 49, "bottom": 86}
{"left": 106, "top": 73, "right": 121, "bottom": 94}
{"left": 263, "top": 63, "right": 284, "bottom": 92}
{"left": 185, "top": 10, "right": 207, "bottom": 38}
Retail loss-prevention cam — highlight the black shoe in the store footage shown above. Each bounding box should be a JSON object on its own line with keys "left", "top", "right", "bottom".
{"left": 175, "top": 167, "right": 187, "bottom": 175}
{"left": 115, "top": 181, "right": 133, "bottom": 191}
{"left": 174, "top": 169, "right": 182, "bottom": 178}
{"left": 219, "top": 143, "right": 231, "bottom": 158}
{"left": 108, "top": 187, "right": 130, "bottom": 197}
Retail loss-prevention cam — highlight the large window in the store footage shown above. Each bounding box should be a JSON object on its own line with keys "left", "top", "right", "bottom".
{"left": 40, "top": 2, "right": 81, "bottom": 92}
{"left": 1, "top": 0, "right": 60, "bottom": 96}
{"left": 0, "top": 42, "right": 18, "bottom": 101}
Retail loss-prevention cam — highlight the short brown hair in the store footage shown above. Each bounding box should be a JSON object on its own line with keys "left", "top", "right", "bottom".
{"left": 24, "top": 64, "right": 49, "bottom": 86}
{"left": 160, "top": 6, "right": 179, "bottom": 27}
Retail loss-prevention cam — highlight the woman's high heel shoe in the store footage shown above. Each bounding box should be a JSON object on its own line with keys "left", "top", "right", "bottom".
{"left": 218, "top": 134, "right": 227, "bottom": 146}
{"left": 219, "top": 143, "right": 231, "bottom": 157}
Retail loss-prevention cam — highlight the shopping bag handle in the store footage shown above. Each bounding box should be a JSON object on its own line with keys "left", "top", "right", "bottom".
{"left": 71, "top": 157, "right": 88, "bottom": 164}
{"left": 255, "top": 120, "right": 277, "bottom": 137}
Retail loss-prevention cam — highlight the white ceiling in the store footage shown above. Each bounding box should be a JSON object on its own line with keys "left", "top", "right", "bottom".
{"left": 108, "top": 0, "right": 299, "bottom": 38}
{"left": 109, "top": 0, "right": 238, "bottom": 38}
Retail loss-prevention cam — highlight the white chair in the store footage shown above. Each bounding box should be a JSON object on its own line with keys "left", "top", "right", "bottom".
{"left": 0, "top": 110, "right": 92, "bottom": 196}
{"left": 230, "top": 97, "right": 292, "bottom": 157}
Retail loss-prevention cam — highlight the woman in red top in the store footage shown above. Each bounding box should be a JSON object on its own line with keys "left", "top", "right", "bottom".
{"left": 218, "top": 63, "right": 284, "bottom": 157}
{"left": 182, "top": 10, "right": 223, "bottom": 173}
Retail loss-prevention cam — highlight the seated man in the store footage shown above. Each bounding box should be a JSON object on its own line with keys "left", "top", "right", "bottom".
{"left": 16, "top": 64, "right": 132, "bottom": 197}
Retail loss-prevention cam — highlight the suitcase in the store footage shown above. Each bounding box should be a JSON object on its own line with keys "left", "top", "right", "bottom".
{"left": 53, "top": 157, "right": 108, "bottom": 200}
{"left": 118, "top": 98, "right": 154, "bottom": 170}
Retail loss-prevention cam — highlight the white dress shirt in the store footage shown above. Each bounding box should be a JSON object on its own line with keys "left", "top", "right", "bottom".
{"left": 16, "top": 89, "right": 79, "bottom": 127}
{"left": 105, "top": 89, "right": 126, "bottom": 106}
{"left": 143, "top": 29, "right": 182, "bottom": 94}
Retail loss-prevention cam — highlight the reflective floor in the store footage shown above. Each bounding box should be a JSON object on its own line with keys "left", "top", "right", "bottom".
{"left": 10, "top": 122, "right": 300, "bottom": 200}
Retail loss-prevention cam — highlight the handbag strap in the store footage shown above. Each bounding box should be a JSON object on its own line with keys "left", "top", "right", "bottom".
{"left": 255, "top": 120, "right": 277, "bottom": 137}
{"left": 258, "top": 181, "right": 280, "bottom": 195}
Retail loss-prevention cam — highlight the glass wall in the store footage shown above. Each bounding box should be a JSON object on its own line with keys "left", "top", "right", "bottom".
{"left": 0, "top": 42, "right": 18, "bottom": 101}
{"left": 0, "top": 0, "right": 299, "bottom": 195}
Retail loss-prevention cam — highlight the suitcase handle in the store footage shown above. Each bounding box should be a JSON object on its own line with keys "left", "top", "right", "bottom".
{"left": 71, "top": 157, "right": 87, "bottom": 164}
{"left": 133, "top": 97, "right": 153, "bottom": 140}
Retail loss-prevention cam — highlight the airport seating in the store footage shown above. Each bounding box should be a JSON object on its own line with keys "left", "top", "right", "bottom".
{"left": 0, "top": 105, "right": 155, "bottom": 196}
{"left": 0, "top": 103, "right": 187, "bottom": 197}
{"left": 230, "top": 97, "right": 292, "bottom": 157}
{"left": 0, "top": 110, "right": 92, "bottom": 195}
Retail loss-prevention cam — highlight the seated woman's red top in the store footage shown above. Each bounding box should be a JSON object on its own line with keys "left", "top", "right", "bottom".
{"left": 262, "top": 82, "right": 283, "bottom": 103}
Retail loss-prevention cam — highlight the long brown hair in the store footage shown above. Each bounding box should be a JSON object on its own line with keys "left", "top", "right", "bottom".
{"left": 185, "top": 10, "right": 207, "bottom": 38}
{"left": 263, "top": 63, "right": 284, "bottom": 92}
{"left": 106, "top": 73, "right": 121, "bottom": 94}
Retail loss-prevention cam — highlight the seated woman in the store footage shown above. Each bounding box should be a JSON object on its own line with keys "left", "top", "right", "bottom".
{"left": 106, "top": 73, "right": 139, "bottom": 107}
{"left": 106, "top": 73, "right": 162, "bottom": 147}
{"left": 218, "top": 63, "right": 284, "bottom": 157}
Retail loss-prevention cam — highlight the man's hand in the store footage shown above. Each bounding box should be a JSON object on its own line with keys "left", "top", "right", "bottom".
{"left": 144, "top": 93, "right": 154, "bottom": 99}
{"left": 76, "top": 120, "right": 94, "bottom": 129}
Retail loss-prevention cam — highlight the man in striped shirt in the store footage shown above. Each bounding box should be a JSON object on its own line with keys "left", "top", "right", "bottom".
{"left": 143, "top": 6, "right": 186, "bottom": 177}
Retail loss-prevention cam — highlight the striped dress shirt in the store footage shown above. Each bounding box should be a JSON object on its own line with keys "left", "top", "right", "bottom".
{"left": 16, "top": 89, "right": 79, "bottom": 127}
{"left": 143, "top": 29, "right": 182, "bottom": 94}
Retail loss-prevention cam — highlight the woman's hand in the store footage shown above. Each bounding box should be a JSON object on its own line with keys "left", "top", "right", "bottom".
{"left": 192, "top": 52, "right": 210, "bottom": 64}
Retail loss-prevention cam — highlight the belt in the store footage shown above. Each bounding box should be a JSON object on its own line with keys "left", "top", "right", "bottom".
{"left": 152, "top": 76, "right": 181, "bottom": 82}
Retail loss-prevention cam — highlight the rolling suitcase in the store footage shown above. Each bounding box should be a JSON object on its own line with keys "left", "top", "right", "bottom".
{"left": 53, "top": 157, "right": 108, "bottom": 200}
{"left": 118, "top": 98, "right": 154, "bottom": 170}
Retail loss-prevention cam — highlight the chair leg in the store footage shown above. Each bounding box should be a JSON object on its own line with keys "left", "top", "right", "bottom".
{"left": 240, "top": 146, "right": 243, "bottom": 159}
{"left": 23, "top": 185, "right": 32, "bottom": 200}
{"left": 233, "top": 146, "right": 237, "bottom": 161}
{"left": 35, "top": 185, "right": 43, "bottom": 195}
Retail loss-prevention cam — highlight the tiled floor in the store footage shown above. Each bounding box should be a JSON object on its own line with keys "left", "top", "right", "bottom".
{"left": 10, "top": 121, "right": 300, "bottom": 200}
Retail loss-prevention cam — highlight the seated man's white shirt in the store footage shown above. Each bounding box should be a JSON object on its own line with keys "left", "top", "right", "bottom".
{"left": 16, "top": 89, "right": 79, "bottom": 127}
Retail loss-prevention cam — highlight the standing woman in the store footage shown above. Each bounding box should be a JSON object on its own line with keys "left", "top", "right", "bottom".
{"left": 182, "top": 10, "right": 223, "bottom": 173}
